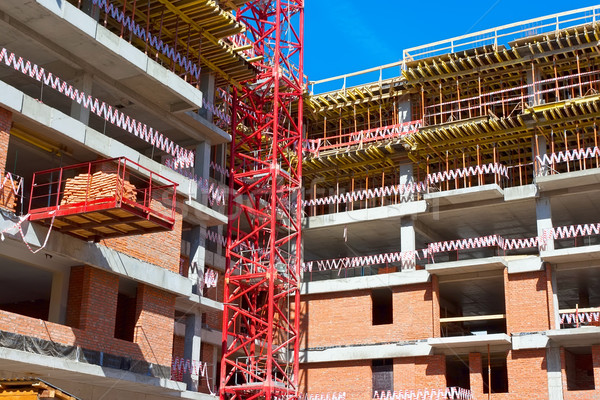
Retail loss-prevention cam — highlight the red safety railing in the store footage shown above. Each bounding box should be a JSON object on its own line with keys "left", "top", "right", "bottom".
{"left": 305, "top": 120, "right": 421, "bottom": 155}
{"left": 28, "top": 157, "right": 177, "bottom": 224}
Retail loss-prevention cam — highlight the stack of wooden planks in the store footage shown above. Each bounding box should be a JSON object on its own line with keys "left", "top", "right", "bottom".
{"left": 60, "top": 171, "right": 137, "bottom": 205}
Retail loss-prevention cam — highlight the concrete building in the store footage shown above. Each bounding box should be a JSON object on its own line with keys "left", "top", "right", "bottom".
{"left": 0, "top": 0, "right": 245, "bottom": 398}
{"left": 2, "top": 1, "right": 600, "bottom": 400}
{"left": 300, "top": 6, "right": 600, "bottom": 400}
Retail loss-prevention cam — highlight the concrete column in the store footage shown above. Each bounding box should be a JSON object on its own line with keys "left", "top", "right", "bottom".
{"left": 189, "top": 225, "right": 207, "bottom": 295}
{"left": 398, "top": 99, "right": 412, "bottom": 124}
{"left": 400, "top": 217, "right": 416, "bottom": 270}
{"left": 399, "top": 162, "right": 414, "bottom": 202}
{"left": 183, "top": 311, "right": 203, "bottom": 391}
{"left": 549, "top": 264, "right": 561, "bottom": 330}
{"left": 546, "top": 346, "right": 564, "bottom": 400}
{"left": 533, "top": 135, "right": 549, "bottom": 177}
{"left": 70, "top": 73, "right": 93, "bottom": 125}
{"left": 536, "top": 196, "right": 554, "bottom": 251}
{"left": 211, "top": 345, "right": 219, "bottom": 393}
{"left": 199, "top": 73, "right": 216, "bottom": 120}
{"left": 48, "top": 270, "right": 69, "bottom": 324}
{"left": 195, "top": 141, "right": 211, "bottom": 206}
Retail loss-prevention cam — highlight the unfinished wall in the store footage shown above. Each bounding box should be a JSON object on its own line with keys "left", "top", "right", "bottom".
{"left": 134, "top": 283, "right": 176, "bottom": 367}
{"left": 508, "top": 349, "right": 548, "bottom": 400}
{"left": 300, "top": 361, "right": 372, "bottom": 399}
{"left": 394, "top": 356, "right": 445, "bottom": 390}
{"left": 302, "top": 283, "right": 434, "bottom": 348}
{"left": 0, "top": 106, "right": 16, "bottom": 213}
{"left": 504, "top": 269, "right": 551, "bottom": 333}
{"left": 101, "top": 210, "right": 183, "bottom": 273}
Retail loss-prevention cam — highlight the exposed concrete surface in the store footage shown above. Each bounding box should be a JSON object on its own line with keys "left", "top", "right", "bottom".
{"left": 507, "top": 256, "right": 544, "bottom": 273}
{"left": 504, "top": 184, "right": 538, "bottom": 201}
{"left": 536, "top": 168, "right": 600, "bottom": 192}
{"left": 424, "top": 184, "right": 503, "bottom": 205}
{"left": 300, "top": 341, "right": 432, "bottom": 363}
{"left": 426, "top": 257, "right": 507, "bottom": 276}
{"left": 301, "top": 269, "right": 430, "bottom": 295}
{"left": 546, "top": 326, "right": 600, "bottom": 346}
{"left": 427, "top": 334, "right": 511, "bottom": 355}
{"left": 541, "top": 245, "right": 600, "bottom": 263}
{"left": 304, "top": 201, "right": 427, "bottom": 229}
{"left": 546, "top": 346, "right": 564, "bottom": 400}
{"left": 511, "top": 333, "right": 549, "bottom": 349}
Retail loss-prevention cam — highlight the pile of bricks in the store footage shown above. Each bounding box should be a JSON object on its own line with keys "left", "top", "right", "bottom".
{"left": 60, "top": 171, "right": 137, "bottom": 205}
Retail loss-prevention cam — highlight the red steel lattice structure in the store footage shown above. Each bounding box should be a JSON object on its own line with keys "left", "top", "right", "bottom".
{"left": 221, "top": 1, "right": 304, "bottom": 400}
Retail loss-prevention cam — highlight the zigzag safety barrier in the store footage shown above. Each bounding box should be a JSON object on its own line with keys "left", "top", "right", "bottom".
{"left": 303, "top": 162, "right": 508, "bottom": 209}
{"left": 171, "top": 357, "right": 214, "bottom": 394}
{"left": 163, "top": 159, "right": 226, "bottom": 206}
{"left": 373, "top": 387, "right": 473, "bottom": 400}
{"left": 202, "top": 269, "right": 218, "bottom": 289}
{"left": 0, "top": 47, "right": 195, "bottom": 169}
{"left": 89, "top": 0, "right": 201, "bottom": 79}
{"left": 305, "top": 120, "right": 422, "bottom": 155}
{"left": 426, "top": 162, "right": 509, "bottom": 185}
{"left": 302, "top": 221, "right": 600, "bottom": 276}
{"left": 301, "top": 393, "right": 346, "bottom": 400}
{"left": 302, "top": 250, "right": 419, "bottom": 273}
{"left": 210, "top": 160, "right": 230, "bottom": 178}
{"left": 0, "top": 171, "right": 24, "bottom": 198}
{"left": 202, "top": 96, "right": 231, "bottom": 126}
{"left": 560, "top": 311, "right": 600, "bottom": 325}
{"left": 536, "top": 146, "right": 600, "bottom": 172}
{"left": 302, "top": 182, "right": 427, "bottom": 208}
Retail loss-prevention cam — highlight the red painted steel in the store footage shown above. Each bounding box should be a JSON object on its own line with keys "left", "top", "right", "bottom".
{"left": 221, "top": 1, "right": 304, "bottom": 399}
{"left": 28, "top": 157, "right": 177, "bottom": 227}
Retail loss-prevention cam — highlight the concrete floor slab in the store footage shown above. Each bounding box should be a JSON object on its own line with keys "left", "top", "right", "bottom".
{"left": 423, "top": 184, "right": 503, "bottom": 206}
{"left": 541, "top": 245, "right": 600, "bottom": 264}
{"left": 301, "top": 269, "right": 430, "bottom": 295}
{"left": 536, "top": 169, "right": 600, "bottom": 192}
{"left": 426, "top": 256, "right": 507, "bottom": 276}
{"left": 300, "top": 341, "right": 432, "bottom": 363}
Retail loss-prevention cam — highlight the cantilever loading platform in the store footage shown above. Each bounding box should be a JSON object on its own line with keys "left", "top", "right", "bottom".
{"left": 28, "top": 158, "right": 178, "bottom": 241}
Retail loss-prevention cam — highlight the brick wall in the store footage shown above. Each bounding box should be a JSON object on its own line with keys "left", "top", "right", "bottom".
{"left": 66, "top": 265, "right": 118, "bottom": 337}
{"left": 101, "top": 208, "right": 183, "bottom": 273}
{"left": 469, "top": 353, "right": 483, "bottom": 398}
{"left": 0, "top": 107, "right": 16, "bottom": 213}
{"left": 504, "top": 269, "right": 551, "bottom": 333}
{"left": 301, "top": 283, "right": 434, "bottom": 348}
{"left": 204, "top": 268, "right": 224, "bottom": 330}
{"left": 134, "top": 283, "right": 175, "bottom": 367}
{"left": 561, "top": 346, "right": 600, "bottom": 399}
{"left": 300, "top": 360, "right": 372, "bottom": 399}
{"left": 508, "top": 349, "right": 548, "bottom": 400}
{"left": 394, "top": 355, "right": 446, "bottom": 390}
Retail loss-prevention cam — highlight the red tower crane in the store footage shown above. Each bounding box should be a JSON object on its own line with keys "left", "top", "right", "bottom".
{"left": 220, "top": 1, "right": 304, "bottom": 400}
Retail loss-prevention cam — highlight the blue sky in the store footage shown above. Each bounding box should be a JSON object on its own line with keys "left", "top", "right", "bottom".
{"left": 304, "top": 1, "right": 599, "bottom": 91}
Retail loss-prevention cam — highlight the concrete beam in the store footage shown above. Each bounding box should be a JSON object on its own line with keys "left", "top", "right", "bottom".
{"left": 301, "top": 269, "right": 430, "bottom": 295}
{"left": 426, "top": 257, "right": 507, "bottom": 276}
{"left": 507, "top": 256, "right": 544, "bottom": 273}
{"left": 423, "top": 184, "right": 503, "bottom": 206}
{"left": 511, "top": 332, "right": 549, "bottom": 350}
{"left": 303, "top": 201, "right": 427, "bottom": 230}
{"left": 300, "top": 341, "right": 432, "bottom": 363}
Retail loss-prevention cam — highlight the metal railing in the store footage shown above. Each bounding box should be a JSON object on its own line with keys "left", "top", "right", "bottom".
{"left": 404, "top": 5, "right": 600, "bottom": 62}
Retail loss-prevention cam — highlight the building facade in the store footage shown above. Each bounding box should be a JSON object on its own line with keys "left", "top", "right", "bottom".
{"left": 300, "top": 6, "right": 600, "bottom": 400}
{"left": 0, "top": 0, "right": 242, "bottom": 398}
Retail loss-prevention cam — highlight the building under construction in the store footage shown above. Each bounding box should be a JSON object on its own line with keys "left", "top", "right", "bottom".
{"left": 0, "top": 1, "right": 599, "bottom": 400}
